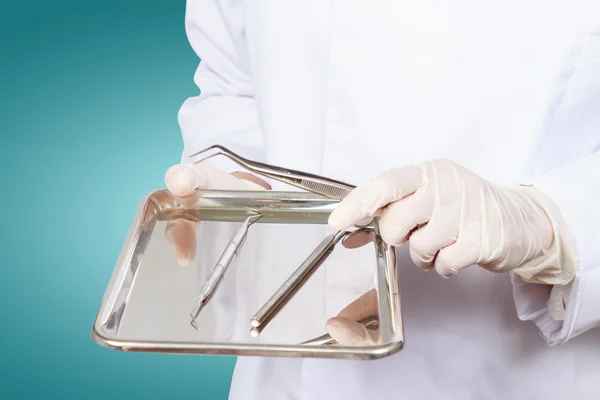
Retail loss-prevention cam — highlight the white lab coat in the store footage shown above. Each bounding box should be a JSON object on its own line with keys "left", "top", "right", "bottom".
{"left": 178, "top": 0, "right": 600, "bottom": 398}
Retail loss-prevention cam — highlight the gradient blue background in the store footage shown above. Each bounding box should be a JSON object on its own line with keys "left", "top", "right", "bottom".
{"left": 0, "top": 1, "right": 236, "bottom": 398}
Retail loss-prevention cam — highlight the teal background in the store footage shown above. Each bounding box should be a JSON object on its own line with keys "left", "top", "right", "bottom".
{"left": 0, "top": 1, "right": 235, "bottom": 398}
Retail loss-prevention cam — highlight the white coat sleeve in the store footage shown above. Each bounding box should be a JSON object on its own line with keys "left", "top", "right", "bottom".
{"left": 512, "top": 150, "right": 600, "bottom": 346}
{"left": 177, "top": 0, "right": 264, "bottom": 170}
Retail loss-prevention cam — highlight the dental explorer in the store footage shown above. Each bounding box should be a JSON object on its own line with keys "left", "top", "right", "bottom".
{"left": 190, "top": 211, "right": 262, "bottom": 330}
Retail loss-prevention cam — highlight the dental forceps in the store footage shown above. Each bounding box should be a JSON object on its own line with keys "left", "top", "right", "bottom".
{"left": 190, "top": 145, "right": 377, "bottom": 227}
{"left": 190, "top": 210, "right": 262, "bottom": 330}
{"left": 190, "top": 145, "right": 355, "bottom": 200}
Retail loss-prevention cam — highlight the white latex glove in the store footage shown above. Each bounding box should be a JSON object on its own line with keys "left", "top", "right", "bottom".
{"left": 163, "top": 162, "right": 270, "bottom": 266}
{"left": 328, "top": 160, "right": 577, "bottom": 285}
{"left": 165, "top": 162, "right": 270, "bottom": 196}
{"left": 326, "top": 289, "right": 380, "bottom": 347}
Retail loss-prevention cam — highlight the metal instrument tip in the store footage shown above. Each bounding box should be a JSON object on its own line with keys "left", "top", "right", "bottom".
{"left": 245, "top": 210, "right": 263, "bottom": 225}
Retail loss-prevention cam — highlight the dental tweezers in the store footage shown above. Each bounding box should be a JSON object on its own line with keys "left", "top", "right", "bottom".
{"left": 190, "top": 145, "right": 355, "bottom": 200}
{"left": 190, "top": 211, "right": 262, "bottom": 330}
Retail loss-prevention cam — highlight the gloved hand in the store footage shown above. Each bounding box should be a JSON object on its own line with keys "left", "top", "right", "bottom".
{"left": 328, "top": 160, "right": 577, "bottom": 285}
{"left": 326, "top": 288, "right": 380, "bottom": 347}
{"left": 164, "top": 162, "right": 270, "bottom": 266}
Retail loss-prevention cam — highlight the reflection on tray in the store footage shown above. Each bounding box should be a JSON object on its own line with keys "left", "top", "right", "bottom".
{"left": 91, "top": 190, "right": 403, "bottom": 360}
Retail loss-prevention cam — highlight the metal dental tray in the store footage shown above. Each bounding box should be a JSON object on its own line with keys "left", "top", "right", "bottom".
{"left": 91, "top": 189, "right": 404, "bottom": 360}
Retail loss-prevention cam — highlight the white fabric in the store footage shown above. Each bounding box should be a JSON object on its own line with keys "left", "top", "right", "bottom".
{"left": 177, "top": 0, "right": 600, "bottom": 398}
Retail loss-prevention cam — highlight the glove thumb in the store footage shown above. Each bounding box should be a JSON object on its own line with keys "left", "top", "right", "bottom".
{"left": 165, "top": 162, "right": 255, "bottom": 196}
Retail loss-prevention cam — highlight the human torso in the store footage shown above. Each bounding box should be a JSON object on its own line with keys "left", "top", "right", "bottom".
{"left": 226, "top": 1, "right": 600, "bottom": 398}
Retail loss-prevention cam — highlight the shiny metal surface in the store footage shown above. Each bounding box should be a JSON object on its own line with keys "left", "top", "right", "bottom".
{"left": 91, "top": 189, "right": 404, "bottom": 360}
{"left": 190, "top": 212, "right": 262, "bottom": 329}
{"left": 250, "top": 229, "right": 362, "bottom": 336}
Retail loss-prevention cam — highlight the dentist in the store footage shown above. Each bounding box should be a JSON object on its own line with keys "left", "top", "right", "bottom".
{"left": 165, "top": 0, "right": 600, "bottom": 398}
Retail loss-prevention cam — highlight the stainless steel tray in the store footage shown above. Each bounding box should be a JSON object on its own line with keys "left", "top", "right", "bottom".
{"left": 91, "top": 189, "right": 404, "bottom": 360}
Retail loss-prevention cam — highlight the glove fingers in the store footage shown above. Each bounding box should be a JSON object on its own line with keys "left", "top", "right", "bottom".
{"left": 409, "top": 212, "right": 459, "bottom": 271}
{"left": 326, "top": 317, "right": 379, "bottom": 347}
{"left": 378, "top": 187, "right": 432, "bottom": 246}
{"left": 433, "top": 240, "right": 479, "bottom": 278}
{"left": 329, "top": 165, "right": 424, "bottom": 230}
{"left": 327, "top": 289, "right": 379, "bottom": 347}
{"left": 165, "top": 162, "right": 250, "bottom": 196}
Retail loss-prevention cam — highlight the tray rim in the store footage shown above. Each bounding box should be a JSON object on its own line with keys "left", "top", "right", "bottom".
{"left": 91, "top": 189, "right": 405, "bottom": 360}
